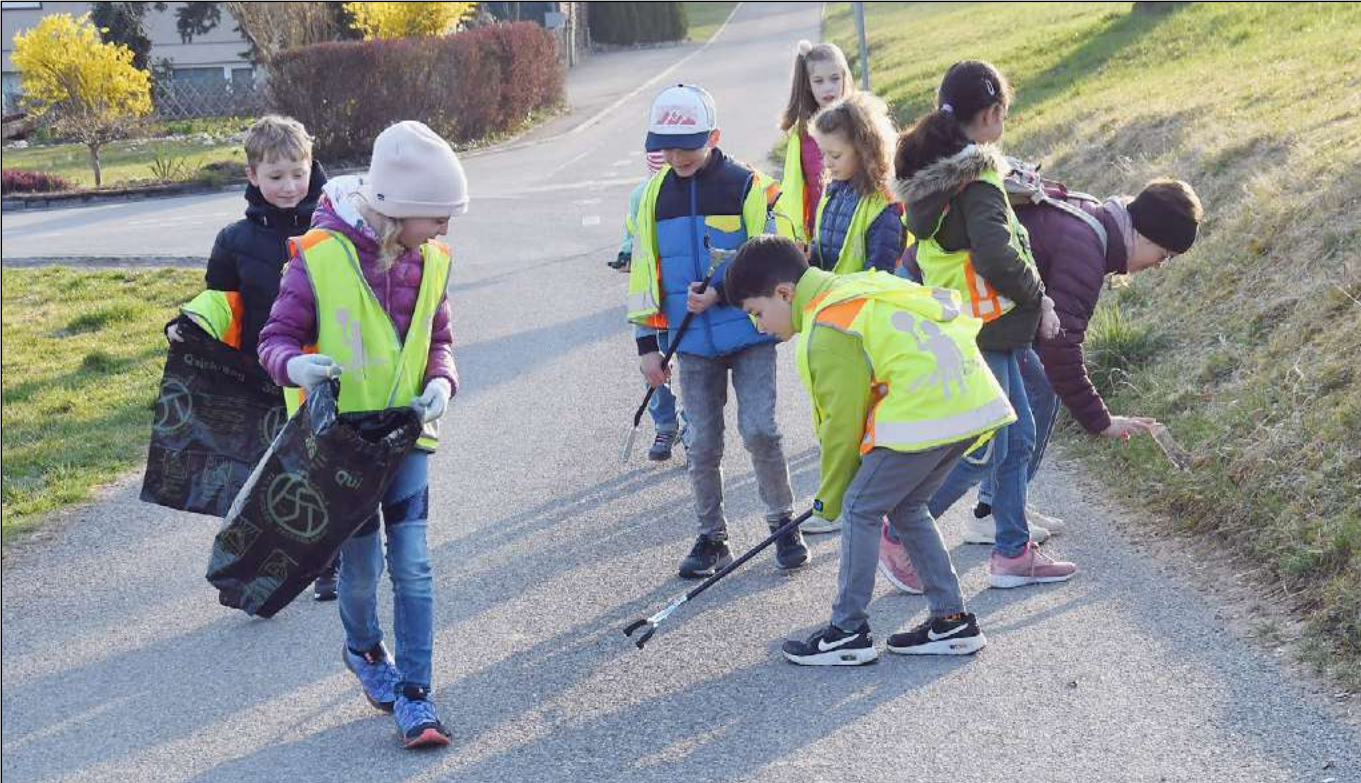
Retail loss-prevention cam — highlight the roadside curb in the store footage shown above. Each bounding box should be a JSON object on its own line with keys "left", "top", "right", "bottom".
{"left": 2, "top": 256, "right": 205, "bottom": 268}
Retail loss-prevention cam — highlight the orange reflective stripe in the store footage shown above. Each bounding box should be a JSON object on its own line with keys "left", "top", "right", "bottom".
{"left": 814, "top": 298, "right": 867, "bottom": 332}
{"left": 222, "top": 291, "right": 244, "bottom": 349}
{"left": 765, "top": 181, "right": 780, "bottom": 206}
{"left": 963, "top": 258, "right": 1003, "bottom": 322}
{"left": 645, "top": 313, "right": 669, "bottom": 329}
{"left": 296, "top": 229, "right": 332, "bottom": 252}
{"left": 860, "top": 381, "right": 890, "bottom": 455}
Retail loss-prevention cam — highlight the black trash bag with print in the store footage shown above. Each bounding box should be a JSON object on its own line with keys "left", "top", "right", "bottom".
{"left": 140, "top": 315, "right": 288, "bottom": 517}
{"left": 206, "top": 378, "right": 423, "bottom": 618}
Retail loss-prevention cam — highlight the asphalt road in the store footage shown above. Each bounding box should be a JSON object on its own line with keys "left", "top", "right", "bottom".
{"left": 3, "top": 3, "right": 1359, "bottom": 782}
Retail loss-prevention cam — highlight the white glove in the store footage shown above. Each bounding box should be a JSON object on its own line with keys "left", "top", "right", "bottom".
{"left": 410, "top": 378, "right": 452, "bottom": 424}
{"left": 286, "top": 354, "right": 342, "bottom": 390}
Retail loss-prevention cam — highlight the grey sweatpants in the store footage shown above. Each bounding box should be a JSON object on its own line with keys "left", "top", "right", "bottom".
{"left": 832, "top": 442, "right": 972, "bottom": 631}
{"left": 677, "top": 342, "right": 794, "bottom": 538}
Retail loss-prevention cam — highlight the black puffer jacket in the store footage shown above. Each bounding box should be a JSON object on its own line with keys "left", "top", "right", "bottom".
{"left": 204, "top": 160, "right": 327, "bottom": 357}
{"left": 893, "top": 144, "right": 1044, "bottom": 352}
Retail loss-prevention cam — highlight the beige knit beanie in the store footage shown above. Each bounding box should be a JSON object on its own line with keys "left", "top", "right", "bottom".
{"left": 363, "top": 121, "right": 469, "bottom": 219}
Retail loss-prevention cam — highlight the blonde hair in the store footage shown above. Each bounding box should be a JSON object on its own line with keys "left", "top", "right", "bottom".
{"left": 780, "top": 41, "right": 855, "bottom": 133}
{"left": 811, "top": 92, "right": 897, "bottom": 199}
{"left": 354, "top": 198, "right": 408, "bottom": 271}
{"left": 244, "top": 114, "right": 313, "bottom": 169}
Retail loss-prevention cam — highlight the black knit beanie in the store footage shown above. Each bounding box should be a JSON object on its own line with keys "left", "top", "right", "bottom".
{"left": 1127, "top": 188, "right": 1199, "bottom": 254}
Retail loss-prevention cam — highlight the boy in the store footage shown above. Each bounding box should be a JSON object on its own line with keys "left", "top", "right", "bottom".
{"left": 171, "top": 115, "right": 334, "bottom": 598}
{"left": 725, "top": 235, "right": 1014, "bottom": 665}
{"left": 627, "top": 84, "right": 806, "bottom": 577}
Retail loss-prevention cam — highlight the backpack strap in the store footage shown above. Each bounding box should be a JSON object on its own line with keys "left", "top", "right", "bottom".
{"left": 1003, "top": 157, "right": 1108, "bottom": 254}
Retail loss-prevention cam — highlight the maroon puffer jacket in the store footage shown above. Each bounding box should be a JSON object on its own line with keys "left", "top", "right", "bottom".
{"left": 1017, "top": 200, "right": 1129, "bottom": 434}
{"left": 257, "top": 192, "right": 458, "bottom": 394}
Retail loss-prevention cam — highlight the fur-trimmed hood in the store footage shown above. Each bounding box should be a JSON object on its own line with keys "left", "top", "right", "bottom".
{"left": 893, "top": 143, "right": 1010, "bottom": 239}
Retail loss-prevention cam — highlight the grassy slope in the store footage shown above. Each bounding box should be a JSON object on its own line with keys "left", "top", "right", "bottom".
{"left": 1, "top": 268, "right": 203, "bottom": 537}
{"left": 827, "top": 2, "right": 1361, "bottom": 685}
{"left": 685, "top": 2, "right": 738, "bottom": 42}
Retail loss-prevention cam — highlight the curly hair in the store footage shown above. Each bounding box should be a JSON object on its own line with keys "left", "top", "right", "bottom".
{"left": 810, "top": 92, "right": 897, "bottom": 200}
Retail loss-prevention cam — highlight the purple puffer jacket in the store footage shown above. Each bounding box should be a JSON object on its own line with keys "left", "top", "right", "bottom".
{"left": 1017, "top": 199, "right": 1129, "bottom": 435}
{"left": 257, "top": 190, "right": 458, "bottom": 395}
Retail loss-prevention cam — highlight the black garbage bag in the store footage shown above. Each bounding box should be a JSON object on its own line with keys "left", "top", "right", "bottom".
{"left": 140, "top": 316, "right": 288, "bottom": 517}
{"left": 206, "top": 379, "right": 423, "bottom": 618}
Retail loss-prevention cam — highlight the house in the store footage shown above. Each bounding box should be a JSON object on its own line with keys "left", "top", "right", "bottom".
{"left": 1, "top": 1, "right": 255, "bottom": 112}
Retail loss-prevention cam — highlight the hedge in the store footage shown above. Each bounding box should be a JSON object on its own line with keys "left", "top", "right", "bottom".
{"left": 2, "top": 169, "right": 72, "bottom": 194}
{"left": 589, "top": 2, "right": 687, "bottom": 46}
{"left": 269, "top": 22, "right": 563, "bottom": 163}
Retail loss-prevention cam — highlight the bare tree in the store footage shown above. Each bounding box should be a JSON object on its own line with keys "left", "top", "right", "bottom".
{"left": 223, "top": 2, "right": 340, "bottom": 64}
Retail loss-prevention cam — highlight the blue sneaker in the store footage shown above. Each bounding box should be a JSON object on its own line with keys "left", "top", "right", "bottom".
{"left": 342, "top": 642, "right": 401, "bottom": 713}
{"left": 394, "top": 686, "right": 452, "bottom": 749}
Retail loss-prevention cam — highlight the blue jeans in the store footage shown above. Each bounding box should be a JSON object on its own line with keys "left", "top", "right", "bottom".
{"left": 926, "top": 348, "right": 1037, "bottom": 557}
{"left": 649, "top": 331, "right": 680, "bottom": 434}
{"left": 338, "top": 451, "right": 434, "bottom": 691}
{"left": 979, "top": 347, "right": 1058, "bottom": 506}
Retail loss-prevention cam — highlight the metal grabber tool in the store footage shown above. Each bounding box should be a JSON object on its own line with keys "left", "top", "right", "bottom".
{"left": 620, "top": 239, "right": 736, "bottom": 462}
{"left": 623, "top": 509, "right": 814, "bottom": 649}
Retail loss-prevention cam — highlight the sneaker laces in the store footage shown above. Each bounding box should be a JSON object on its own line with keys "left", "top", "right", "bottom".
{"left": 398, "top": 696, "right": 440, "bottom": 729}
{"left": 652, "top": 430, "right": 678, "bottom": 449}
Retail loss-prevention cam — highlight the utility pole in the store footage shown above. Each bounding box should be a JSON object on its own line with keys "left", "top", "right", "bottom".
{"left": 854, "top": 2, "right": 870, "bottom": 91}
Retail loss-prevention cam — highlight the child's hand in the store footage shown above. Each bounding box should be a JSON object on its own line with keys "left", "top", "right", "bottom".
{"left": 166, "top": 322, "right": 183, "bottom": 343}
{"left": 639, "top": 352, "right": 671, "bottom": 388}
{"left": 1100, "top": 415, "right": 1158, "bottom": 441}
{"left": 410, "top": 378, "right": 452, "bottom": 423}
{"left": 687, "top": 282, "right": 719, "bottom": 314}
{"left": 1038, "top": 296, "right": 1061, "bottom": 341}
{"left": 286, "top": 354, "right": 343, "bottom": 390}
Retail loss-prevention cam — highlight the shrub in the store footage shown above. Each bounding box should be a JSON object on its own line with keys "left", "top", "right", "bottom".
{"left": 269, "top": 22, "right": 563, "bottom": 163}
{"left": 589, "top": 2, "right": 687, "bottom": 45}
{"left": 2, "top": 169, "right": 73, "bottom": 194}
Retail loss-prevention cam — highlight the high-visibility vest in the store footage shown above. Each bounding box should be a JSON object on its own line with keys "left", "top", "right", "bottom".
{"left": 282, "top": 229, "right": 452, "bottom": 451}
{"left": 812, "top": 188, "right": 894, "bottom": 275}
{"left": 795, "top": 269, "right": 1015, "bottom": 454}
{"left": 915, "top": 166, "right": 1036, "bottom": 323}
{"left": 181, "top": 289, "right": 245, "bottom": 349}
{"left": 775, "top": 131, "right": 808, "bottom": 243}
{"left": 625, "top": 163, "right": 788, "bottom": 329}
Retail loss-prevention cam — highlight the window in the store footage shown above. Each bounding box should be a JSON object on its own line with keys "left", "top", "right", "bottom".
{"left": 1, "top": 2, "right": 44, "bottom": 9}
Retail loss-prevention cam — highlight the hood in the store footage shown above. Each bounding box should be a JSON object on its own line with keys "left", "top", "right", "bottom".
{"left": 892, "top": 144, "right": 1009, "bottom": 239}
{"left": 311, "top": 174, "right": 381, "bottom": 254}
{"left": 245, "top": 159, "right": 327, "bottom": 229}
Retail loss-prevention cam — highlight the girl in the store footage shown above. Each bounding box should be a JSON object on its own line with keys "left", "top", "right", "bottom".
{"left": 257, "top": 120, "right": 464, "bottom": 749}
{"left": 808, "top": 91, "right": 903, "bottom": 276}
{"left": 777, "top": 40, "right": 855, "bottom": 243}
{"left": 881, "top": 60, "right": 1076, "bottom": 593}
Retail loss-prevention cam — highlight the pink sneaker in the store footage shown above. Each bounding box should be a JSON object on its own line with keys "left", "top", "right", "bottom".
{"left": 877, "top": 518, "right": 922, "bottom": 594}
{"left": 988, "top": 543, "right": 1077, "bottom": 589}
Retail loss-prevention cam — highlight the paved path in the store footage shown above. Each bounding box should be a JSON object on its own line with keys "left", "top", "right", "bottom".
{"left": 3, "top": 4, "right": 1359, "bottom": 782}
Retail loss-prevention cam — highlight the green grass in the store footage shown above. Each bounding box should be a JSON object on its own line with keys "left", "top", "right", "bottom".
{"left": 1, "top": 268, "right": 202, "bottom": 538}
{"left": 685, "top": 2, "right": 737, "bottom": 42}
{"left": 827, "top": 1, "right": 1361, "bottom": 687}
{"left": 3, "top": 137, "right": 246, "bottom": 189}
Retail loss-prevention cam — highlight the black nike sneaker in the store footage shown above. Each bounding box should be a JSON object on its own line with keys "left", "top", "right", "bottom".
{"left": 886, "top": 613, "right": 987, "bottom": 656}
{"left": 678, "top": 535, "right": 733, "bottom": 579}
{"left": 782, "top": 622, "right": 878, "bottom": 666}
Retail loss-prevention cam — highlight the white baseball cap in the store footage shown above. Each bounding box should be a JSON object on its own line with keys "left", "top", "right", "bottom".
{"left": 645, "top": 84, "right": 718, "bottom": 152}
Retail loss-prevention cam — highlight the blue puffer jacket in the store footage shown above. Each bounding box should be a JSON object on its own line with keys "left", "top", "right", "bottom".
{"left": 811, "top": 179, "right": 904, "bottom": 273}
{"left": 649, "top": 148, "right": 775, "bottom": 358}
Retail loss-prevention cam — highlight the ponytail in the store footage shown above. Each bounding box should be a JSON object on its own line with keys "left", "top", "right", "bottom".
{"left": 893, "top": 60, "right": 1013, "bottom": 180}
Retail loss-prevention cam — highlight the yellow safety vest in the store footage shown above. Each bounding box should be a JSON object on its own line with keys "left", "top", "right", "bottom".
{"left": 181, "top": 289, "right": 245, "bottom": 349}
{"left": 775, "top": 131, "right": 808, "bottom": 243}
{"left": 812, "top": 189, "right": 894, "bottom": 275}
{"left": 626, "top": 164, "right": 787, "bottom": 328}
{"left": 915, "top": 166, "right": 1036, "bottom": 322}
{"left": 283, "top": 229, "right": 452, "bottom": 451}
{"left": 796, "top": 270, "right": 1015, "bottom": 454}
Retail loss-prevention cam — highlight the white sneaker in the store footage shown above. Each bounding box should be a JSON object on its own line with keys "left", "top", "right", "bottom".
{"left": 802, "top": 514, "right": 841, "bottom": 534}
{"left": 962, "top": 513, "right": 1049, "bottom": 545}
{"left": 1026, "top": 505, "right": 1066, "bottom": 536}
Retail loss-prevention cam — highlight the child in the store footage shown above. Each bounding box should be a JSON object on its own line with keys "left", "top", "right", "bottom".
{"left": 776, "top": 41, "right": 855, "bottom": 243}
{"left": 170, "top": 115, "right": 337, "bottom": 600}
{"left": 888, "top": 60, "right": 1077, "bottom": 591}
{"left": 627, "top": 84, "right": 806, "bottom": 578}
{"left": 967, "top": 178, "right": 1204, "bottom": 542}
{"left": 616, "top": 150, "right": 690, "bottom": 461}
{"left": 726, "top": 235, "right": 1014, "bottom": 665}
{"left": 257, "top": 120, "right": 463, "bottom": 749}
